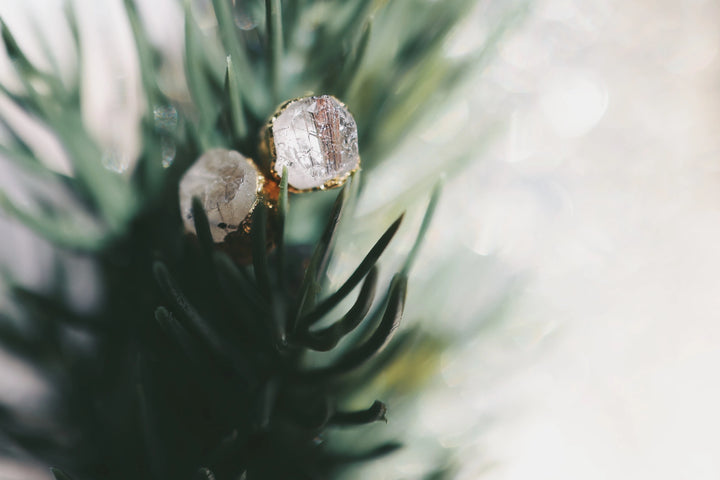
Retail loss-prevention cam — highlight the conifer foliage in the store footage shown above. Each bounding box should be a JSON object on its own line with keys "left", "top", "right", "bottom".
{"left": 0, "top": 0, "right": 516, "bottom": 478}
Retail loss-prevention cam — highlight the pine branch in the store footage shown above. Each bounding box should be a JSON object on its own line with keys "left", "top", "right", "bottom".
{"left": 0, "top": 0, "right": 527, "bottom": 478}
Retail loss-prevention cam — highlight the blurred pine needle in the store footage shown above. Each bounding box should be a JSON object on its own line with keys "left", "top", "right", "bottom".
{"left": 0, "top": 1, "right": 527, "bottom": 479}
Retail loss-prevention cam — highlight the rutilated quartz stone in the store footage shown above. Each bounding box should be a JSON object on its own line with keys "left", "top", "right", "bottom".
{"left": 263, "top": 95, "right": 360, "bottom": 191}
{"left": 179, "top": 148, "right": 263, "bottom": 243}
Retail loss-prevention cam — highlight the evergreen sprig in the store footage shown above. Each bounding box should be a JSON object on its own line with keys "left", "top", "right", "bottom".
{"left": 0, "top": 0, "right": 523, "bottom": 478}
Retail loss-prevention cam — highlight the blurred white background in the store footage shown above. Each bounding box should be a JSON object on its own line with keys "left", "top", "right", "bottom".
{"left": 455, "top": 1, "right": 720, "bottom": 478}
{"left": 1, "top": 0, "right": 719, "bottom": 478}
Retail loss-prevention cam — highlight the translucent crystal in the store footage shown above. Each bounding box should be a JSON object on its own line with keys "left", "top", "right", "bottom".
{"left": 179, "top": 149, "right": 260, "bottom": 243}
{"left": 271, "top": 95, "right": 359, "bottom": 190}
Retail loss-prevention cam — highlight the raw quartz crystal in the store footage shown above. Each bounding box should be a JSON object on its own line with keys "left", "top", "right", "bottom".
{"left": 179, "top": 149, "right": 261, "bottom": 243}
{"left": 270, "top": 95, "right": 360, "bottom": 191}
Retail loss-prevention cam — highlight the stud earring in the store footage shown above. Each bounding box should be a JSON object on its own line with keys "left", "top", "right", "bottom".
{"left": 260, "top": 95, "right": 360, "bottom": 192}
{"left": 179, "top": 148, "right": 276, "bottom": 263}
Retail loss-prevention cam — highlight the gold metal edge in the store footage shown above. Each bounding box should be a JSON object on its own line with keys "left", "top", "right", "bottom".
{"left": 259, "top": 94, "right": 360, "bottom": 193}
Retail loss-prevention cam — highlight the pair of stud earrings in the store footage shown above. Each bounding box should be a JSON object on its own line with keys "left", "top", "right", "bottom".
{"left": 178, "top": 95, "right": 360, "bottom": 258}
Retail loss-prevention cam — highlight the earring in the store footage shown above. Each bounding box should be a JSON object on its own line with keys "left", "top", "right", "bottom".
{"left": 179, "top": 148, "right": 276, "bottom": 263}
{"left": 260, "top": 95, "right": 360, "bottom": 192}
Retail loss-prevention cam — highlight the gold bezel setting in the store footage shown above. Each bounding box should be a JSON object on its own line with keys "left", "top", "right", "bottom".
{"left": 259, "top": 95, "right": 361, "bottom": 193}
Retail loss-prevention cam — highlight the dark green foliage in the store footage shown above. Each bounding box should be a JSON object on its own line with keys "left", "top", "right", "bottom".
{"left": 0, "top": 178, "right": 420, "bottom": 480}
{"left": 0, "top": 0, "right": 520, "bottom": 478}
{"left": 137, "top": 188, "right": 409, "bottom": 480}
